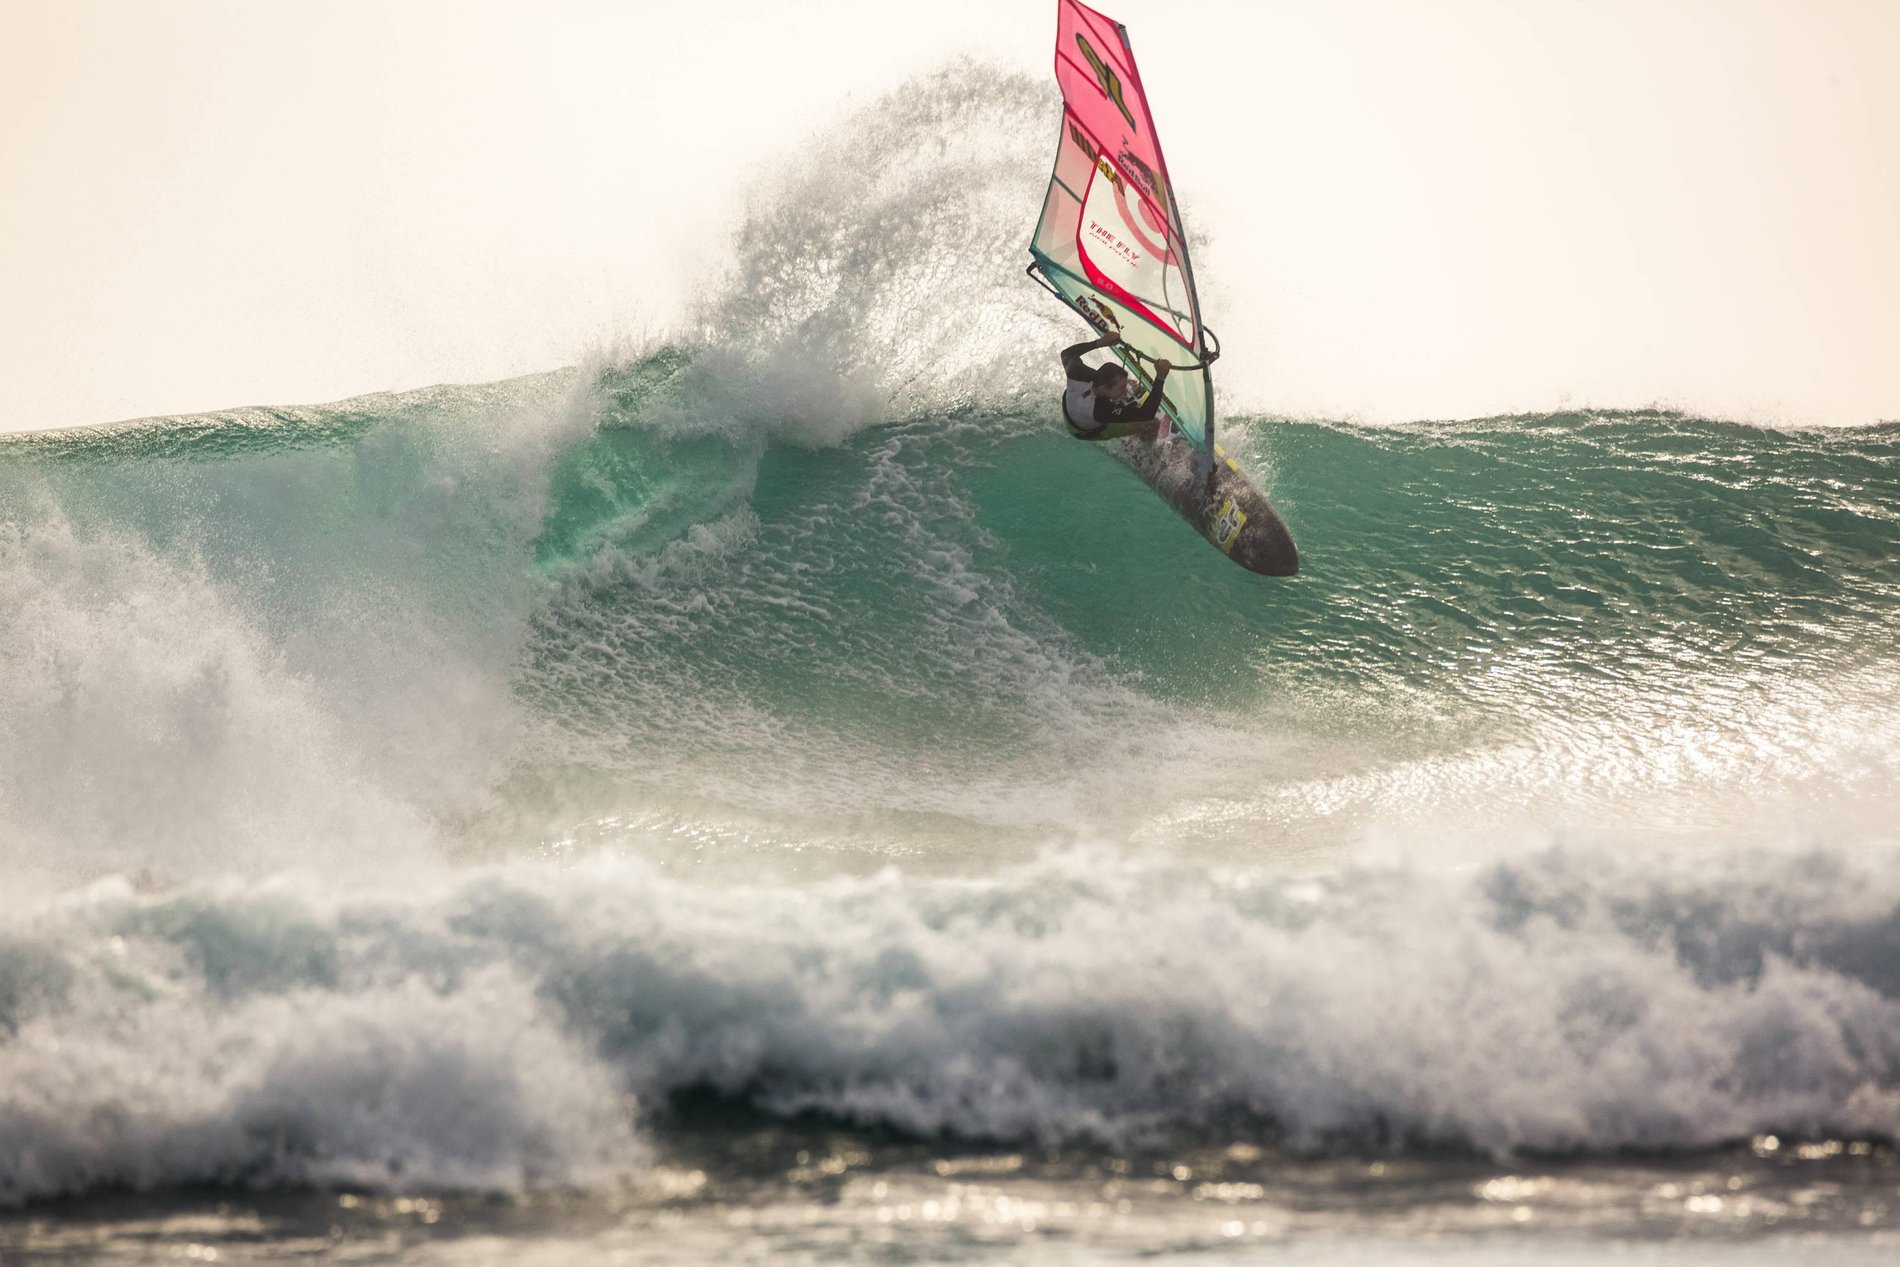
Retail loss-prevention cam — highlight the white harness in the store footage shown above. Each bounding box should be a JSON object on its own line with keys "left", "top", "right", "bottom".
{"left": 1063, "top": 379, "right": 1104, "bottom": 433}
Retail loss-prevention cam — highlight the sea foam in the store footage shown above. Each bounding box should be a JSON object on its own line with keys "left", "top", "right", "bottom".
{"left": 3, "top": 846, "right": 1896, "bottom": 1205}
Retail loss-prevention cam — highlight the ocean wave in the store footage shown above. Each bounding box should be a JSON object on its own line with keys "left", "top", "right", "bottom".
{"left": 6, "top": 371, "right": 1900, "bottom": 875}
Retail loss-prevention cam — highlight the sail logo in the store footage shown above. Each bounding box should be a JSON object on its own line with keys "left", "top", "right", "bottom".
{"left": 1116, "top": 147, "right": 1167, "bottom": 218}
{"left": 1075, "top": 33, "right": 1139, "bottom": 134}
{"left": 1079, "top": 296, "right": 1121, "bottom": 332}
{"left": 1086, "top": 217, "right": 1140, "bottom": 266}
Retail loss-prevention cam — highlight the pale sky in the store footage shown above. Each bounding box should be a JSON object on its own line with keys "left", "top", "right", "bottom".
{"left": 2, "top": 0, "right": 1896, "bottom": 431}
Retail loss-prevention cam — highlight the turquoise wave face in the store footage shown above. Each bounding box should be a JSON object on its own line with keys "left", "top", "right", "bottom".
{"left": 4, "top": 361, "right": 1899, "bottom": 872}
{"left": 534, "top": 361, "right": 1900, "bottom": 708}
{"left": 504, "top": 359, "right": 1900, "bottom": 848}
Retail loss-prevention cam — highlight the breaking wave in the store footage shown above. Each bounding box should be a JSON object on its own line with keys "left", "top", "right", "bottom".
{"left": 3, "top": 847, "right": 1898, "bottom": 1205}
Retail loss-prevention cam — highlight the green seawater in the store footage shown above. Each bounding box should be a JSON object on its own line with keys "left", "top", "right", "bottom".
{"left": 5, "top": 357, "right": 1898, "bottom": 864}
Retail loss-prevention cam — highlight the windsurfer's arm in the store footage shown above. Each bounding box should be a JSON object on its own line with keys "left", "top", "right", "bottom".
{"left": 1119, "top": 362, "right": 1172, "bottom": 422}
{"left": 1061, "top": 334, "right": 1119, "bottom": 381}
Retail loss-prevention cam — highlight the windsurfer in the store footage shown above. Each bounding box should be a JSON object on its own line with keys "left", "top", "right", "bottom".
{"left": 1060, "top": 335, "right": 1171, "bottom": 441}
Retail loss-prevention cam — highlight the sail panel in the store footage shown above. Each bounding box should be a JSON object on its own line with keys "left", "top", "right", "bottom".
{"left": 1030, "top": 1, "right": 1213, "bottom": 447}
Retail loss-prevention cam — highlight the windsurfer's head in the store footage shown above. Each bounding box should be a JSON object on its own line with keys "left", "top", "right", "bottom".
{"left": 1092, "top": 362, "right": 1134, "bottom": 400}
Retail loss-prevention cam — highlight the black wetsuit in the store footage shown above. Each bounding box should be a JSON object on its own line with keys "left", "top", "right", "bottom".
{"left": 1061, "top": 340, "right": 1171, "bottom": 439}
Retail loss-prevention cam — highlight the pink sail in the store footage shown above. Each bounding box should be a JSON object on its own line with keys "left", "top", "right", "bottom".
{"left": 1030, "top": 0, "right": 1216, "bottom": 447}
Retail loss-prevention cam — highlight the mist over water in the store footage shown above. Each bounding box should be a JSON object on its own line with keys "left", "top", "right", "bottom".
{"left": 1, "top": 66, "right": 1898, "bottom": 1239}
